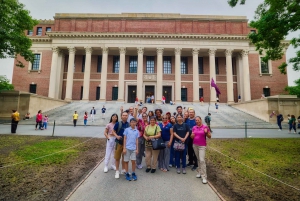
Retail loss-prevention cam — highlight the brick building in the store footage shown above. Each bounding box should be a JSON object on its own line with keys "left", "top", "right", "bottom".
{"left": 12, "top": 13, "right": 289, "bottom": 103}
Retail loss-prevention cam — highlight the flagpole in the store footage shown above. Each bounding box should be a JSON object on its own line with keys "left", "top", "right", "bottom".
{"left": 208, "top": 78, "right": 211, "bottom": 114}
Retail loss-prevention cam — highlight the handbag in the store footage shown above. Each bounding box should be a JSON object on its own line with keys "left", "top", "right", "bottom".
{"left": 149, "top": 126, "right": 166, "bottom": 150}
{"left": 173, "top": 141, "right": 185, "bottom": 151}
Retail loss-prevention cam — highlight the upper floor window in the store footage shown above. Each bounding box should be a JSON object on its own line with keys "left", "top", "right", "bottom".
{"left": 163, "top": 56, "right": 172, "bottom": 74}
{"left": 82, "top": 55, "right": 85, "bottom": 72}
{"left": 146, "top": 56, "right": 155, "bottom": 74}
{"left": 129, "top": 56, "right": 137, "bottom": 73}
{"left": 215, "top": 57, "right": 219, "bottom": 75}
{"left": 180, "top": 57, "right": 188, "bottom": 74}
{"left": 36, "top": 27, "right": 42, "bottom": 36}
{"left": 113, "top": 56, "right": 120, "bottom": 73}
{"left": 46, "top": 27, "right": 51, "bottom": 32}
{"left": 32, "top": 54, "right": 41, "bottom": 70}
{"left": 27, "top": 30, "right": 33, "bottom": 36}
{"left": 250, "top": 30, "right": 256, "bottom": 34}
{"left": 260, "top": 58, "right": 269, "bottom": 74}
{"left": 97, "top": 56, "right": 102, "bottom": 73}
{"left": 198, "top": 57, "right": 204, "bottom": 74}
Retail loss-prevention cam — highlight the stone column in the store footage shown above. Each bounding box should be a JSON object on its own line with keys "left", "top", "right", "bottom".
{"left": 56, "top": 52, "right": 65, "bottom": 99}
{"left": 175, "top": 48, "right": 182, "bottom": 103}
{"left": 82, "top": 47, "right": 93, "bottom": 101}
{"left": 48, "top": 46, "right": 59, "bottom": 99}
{"left": 241, "top": 50, "right": 251, "bottom": 101}
{"left": 225, "top": 49, "right": 234, "bottom": 103}
{"left": 65, "top": 47, "right": 76, "bottom": 101}
{"left": 100, "top": 47, "right": 109, "bottom": 102}
{"left": 192, "top": 48, "right": 200, "bottom": 102}
{"left": 137, "top": 47, "right": 144, "bottom": 102}
{"left": 118, "top": 47, "right": 126, "bottom": 102}
{"left": 156, "top": 48, "right": 164, "bottom": 103}
{"left": 209, "top": 48, "right": 217, "bottom": 102}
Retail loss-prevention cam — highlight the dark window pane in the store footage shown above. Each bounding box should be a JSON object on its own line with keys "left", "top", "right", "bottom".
{"left": 37, "top": 27, "right": 42, "bottom": 36}
{"left": 32, "top": 54, "right": 40, "bottom": 70}
{"left": 96, "top": 87, "right": 100, "bottom": 100}
{"left": 80, "top": 86, "right": 83, "bottom": 100}
{"left": 97, "top": 56, "right": 102, "bottom": 72}
{"left": 146, "top": 56, "right": 155, "bottom": 73}
{"left": 113, "top": 56, "right": 120, "bottom": 73}
{"left": 112, "top": 87, "right": 118, "bottom": 100}
{"left": 199, "top": 88, "right": 203, "bottom": 99}
{"left": 129, "top": 56, "right": 137, "bottom": 73}
{"left": 82, "top": 55, "right": 85, "bottom": 72}
{"left": 46, "top": 27, "right": 51, "bottom": 32}
{"left": 180, "top": 57, "right": 188, "bottom": 74}
{"left": 29, "top": 84, "right": 37, "bottom": 93}
{"left": 198, "top": 57, "right": 203, "bottom": 74}
{"left": 27, "top": 30, "right": 33, "bottom": 36}
{"left": 181, "top": 88, "right": 187, "bottom": 101}
{"left": 215, "top": 57, "right": 219, "bottom": 75}
{"left": 263, "top": 88, "right": 270, "bottom": 97}
{"left": 261, "top": 59, "right": 269, "bottom": 73}
{"left": 163, "top": 56, "right": 172, "bottom": 74}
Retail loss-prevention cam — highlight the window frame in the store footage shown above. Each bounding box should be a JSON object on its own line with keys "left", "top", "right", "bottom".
{"left": 113, "top": 56, "right": 120, "bottom": 73}
{"left": 36, "top": 27, "right": 42, "bottom": 36}
{"left": 129, "top": 56, "right": 138, "bottom": 73}
{"left": 180, "top": 57, "right": 188, "bottom": 74}
{"left": 96, "top": 86, "right": 100, "bottom": 100}
{"left": 146, "top": 56, "right": 155, "bottom": 74}
{"left": 28, "top": 53, "right": 42, "bottom": 73}
{"left": 259, "top": 57, "right": 272, "bottom": 76}
{"left": 46, "top": 27, "right": 52, "bottom": 32}
{"left": 27, "top": 30, "right": 33, "bottom": 36}
{"left": 97, "top": 55, "right": 102, "bottom": 73}
{"left": 29, "top": 84, "right": 37, "bottom": 94}
{"left": 163, "top": 56, "right": 172, "bottom": 74}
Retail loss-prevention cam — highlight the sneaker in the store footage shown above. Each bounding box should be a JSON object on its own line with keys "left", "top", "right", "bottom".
{"left": 202, "top": 178, "right": 208, "bottom": 184}
{"left": 192, "top": 166, "right": 197, "bottom": 171}
{"left": 115, "top": 171, "right": 120, "bottom": 179}
{"left": 294, "top": 131, "right": 296, "bottom": 134}
{"left": 182, "top": 168, "right": 186, "bottom": 174}
{"left": 169, "top": 164, "right": 172, "bottom": 168}
{"left": 186, "top": 163, "right": 193, "bottom": 167}
{"left": 151, "top": 169, "right": 156, "bottom": 173}
{"left": 132, "top": 172, "right": 137, "bottom": 181}
{"left": 196, "top": 173, "right": 201, "bottom": 178}
{"left": 121, "top": 169, "right": 126, "bottom": 174}
{"left": 145, "top": 168, "right": 151, "bottom": 173}
{"left": 110, "top": 165, "right": 116, "bottom": 170}
{"left": 126, "top": 173, "right": 131, "bottom": 181}
{"left": 104, "top": 166, "right": 108, "bottom": 173}
{"left": 278, "top": 129, "right": 282, "bottom": 131}
{"left": 177, "top": 168, "right": 181, "bottom": 174}
{"left": 137, "top": 164, "right": 143, "bottom": 169}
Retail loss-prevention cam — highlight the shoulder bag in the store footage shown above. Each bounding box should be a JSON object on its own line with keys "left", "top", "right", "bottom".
{"left": 151, "top": 126, "right": 166, "bottom": 150}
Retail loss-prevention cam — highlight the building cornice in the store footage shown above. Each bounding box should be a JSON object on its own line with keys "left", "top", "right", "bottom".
{"left": 30, "top": 37, "right": 52, "bottom": 42}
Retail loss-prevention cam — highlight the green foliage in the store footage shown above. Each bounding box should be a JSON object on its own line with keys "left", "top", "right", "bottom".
{"left": 228, "top": 0, "right": 300, "bottom": 74}
{"left": 0, "top": 0, "right": 38, "bottom": 67}
{"left": 0, "top": 76, "right": 14, "bottom": 91}
{"left": 228, "top": 0, "right": 246, "bottom": 7}
{"left": 285, "top": 78, "right": 300, "bottom": 97}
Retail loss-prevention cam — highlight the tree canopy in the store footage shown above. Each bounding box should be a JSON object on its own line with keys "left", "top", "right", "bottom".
{"left": 0, "top": 0, "right": 38, "bottom": 67}
{"left": 285, "top": 78, "right": 300, "bottom": 97}
{"left": 0, "top": 76, "right": 14, "bottom": 91}
{"left": 228, "top": 0, "right": 300, "bottom": 74}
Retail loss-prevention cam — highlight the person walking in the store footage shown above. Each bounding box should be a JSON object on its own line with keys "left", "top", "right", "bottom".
{"left": 83, "top": 112, "right": 88, "bottom": 126}
{"left": 144, "top": 116, "right": 161, "bottom": 173}
{"left": 205, "top": 113, "right": 212, "bottom": 133}
{"left": 101, "top": 106, "right": 106, "bottom": 119}
{"left": 43, "top": 115, "right": 49, "bottom": 129}
{"left": 173, "top": 114, "right": 190, "bottom": 174}
{"left": 215, "top": 102, "right": 219, "bottom": 112}
{"left": 35, "top": 110, "right": 43, "bottom": 130}
{"left": 135, "top": 109, "right": 148, "bottom": 169}
{"left": 289, "top": 115, "right": 297, "bottom": 134}
{"left": 186, "top": 109, "right": 198, "bottom": 171}
{"left": 11, "top": 109, "right": 20, "bottom": 133}
{"left": 73, "top": 111, "right": 78, "bottom": 127}
{"left": 191, "top": 116, "right": 211, "bottom": 184}
{"left": 90, "top": 107, "right": 96, "bottom": 122}
{"left": 158, "top": 115, "right": 173, "bottom": 172}
{"left": 276, "top": 113, "right": 283, "bottom": 131}
{"left": 103, "top": 113, "right": 118, "bottom": 173}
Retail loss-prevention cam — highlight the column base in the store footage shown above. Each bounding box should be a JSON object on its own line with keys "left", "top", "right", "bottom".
{"left": 65, "top": 98, "right": 72, "bottom": 101}
{"left": 81, "top": 99, "right": 89, "bottom": 101}
{"left": 117, "top": 99, "right": 125, "bottom": 103}
{"left": 99, "top": 99, "right": 106, "bottom": 103}
{"left": 227, "top": 101, "right": 235, "bottom": 105}
{"left": 193, "top": 100, "right": 200, "bottom": 103}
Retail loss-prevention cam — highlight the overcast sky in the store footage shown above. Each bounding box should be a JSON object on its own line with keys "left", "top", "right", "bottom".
{"left": 0, "top": 0, "right": 299, "bottom": 85}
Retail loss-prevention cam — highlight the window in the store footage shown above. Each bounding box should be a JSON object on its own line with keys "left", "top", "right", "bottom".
{"left": 113, "top": 56, "right": 120, "bottom": 73}
{"left": 97, "top": 56, "right": 102, "bottom": 73}
{"left": 112, "top": 87, "right": 118, "bottom": 100}
{"left": 263, "top": 88, "right": 270, "bottom": 97}
{"left": 46, "top": 27, "right": 51, "bottom": 32}
{"left": 198, "top": 57, "right": 204, "bottom": 74}
{"left": 146, "top": 56, "right": 155, "bottom": 73}
{"left": 36, "top": 27, "right": 42, "bottom": 36}
{"left": 32, "top": 54, "right": 41, "bottom": 70}
{"left": 215, "top": 57, "right": 219, "bottom": 74}
{"left": 250, "top": 30, "right": 256, "bottom": 34}
{"left": 96, "top": 87, "right": 100, "bottom": 100}
{"left": 163, "top": 56, "right": 172, "bottom": 74}
{"left": 82, "top": 55, "right": 85, "bottom": 72}
{"left": 29, "top": 84, "right": 37, "bottom": 93}
{"left": 180, "top": 57, "right": 188, "bottom": 74}
{"left": 27, "top": 30, "right": 33, "bottom": 36}
{"left": 129, "top": 56, "right": 137, "bottom": 73}
{"left": 181, "top": 88, "right": 187, "bottom": 101}
{"left": 199, "top": 88, "right": 203, "bottom": 99}
{"left": 80, "top": 86, "right": 83, "bottom": 100}
{"left": 261, "top": 58, "right": 269, "bottom": 74}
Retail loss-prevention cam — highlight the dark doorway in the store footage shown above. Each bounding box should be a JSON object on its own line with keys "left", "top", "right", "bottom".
{"left": 199, "top": 88, "right": 203, "bottom": 99}
{"left": 80, "top": 86, "right": 83, "bottom": 100}
{"left": 181, "top": 88, "right": 187, "bottom": 102}
{"left": 96, "top": 87, "right": 100, "bottom": 100}
{"left": 163, "top": 86, "right": 172, "bottom": 103}
{"left": 263, "top": 88, "right": 270, "bottom": 97}
{"left": 127, "top": 86, "right": 137, "bottom": 103}
{"left": 29, "top": 84, "right": 37, "bottom": 94}
{"left": 112, "top": 87, "right": 118, "bottom": 100}
{"left": 145, "top": 86, "right": 155, "bottom": 103}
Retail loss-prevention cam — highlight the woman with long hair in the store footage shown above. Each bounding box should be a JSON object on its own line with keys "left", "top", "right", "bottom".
{"left": 103, "top": 113, "right": 119, "bottom": 173}
{"left": 35, "top": 110, "right": 43, "bottom": 130}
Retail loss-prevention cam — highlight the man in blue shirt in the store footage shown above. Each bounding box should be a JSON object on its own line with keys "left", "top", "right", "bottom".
{"left": 101, "top": 105, "right": 106, "bottom": 119}
{"left": 185, "top": 109, "right": 198, "bottom": 171}
{"left": 90, "top": 107, "right": 96, "bottom": 122}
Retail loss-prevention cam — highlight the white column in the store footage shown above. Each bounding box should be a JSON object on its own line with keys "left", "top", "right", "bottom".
{"left": 192, "top": 48, "right": 200, "bottom": 102}
{"left": 225, "top": 49, "right": 234, "bottom": 103}
{"left": 56, "top": 52, "right": 64, "bottom": 99}
{"left": 209, "top": 48, "right": 217, "bottom": 102}
{"left": 82, "top": 47, "right": 93, "bottom": 101}
{"left": 65, "top": 47, "right": 76, "bottom": 101}
{"left": 241, "top": 49, "right": 251, "bottom": 101}
{"left": 100, "top": 47, "right": 109, "bottom": 102}
{"left": 175, "top": 48, "right": 182, "bottom": 103}
{"left": 137, "top": 47, "right": 144, "bottom": 102}
{"left": 156, "top": 47, "right": 164, "bottom": 103}
{"left": 118, "top": 47, "right": 126, "bottom": 102}
{"left": 48, "top": 46, "right": 59, "bottom": 99}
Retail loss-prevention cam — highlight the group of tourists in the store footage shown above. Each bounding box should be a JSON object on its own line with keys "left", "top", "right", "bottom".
{"left": 276, "top": 113, "right": 300, "bottom": 134}
{"left": 72, "top": 106, "right": 106, "bottom": 127}
{"left": 103, "top": 105, "right": 212, "bottom": 183}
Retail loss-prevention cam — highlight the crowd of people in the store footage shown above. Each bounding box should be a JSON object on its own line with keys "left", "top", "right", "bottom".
{"left": 275, "top": 112, "right": 300, "bottom": 134}
{"left": 103, "top": 105, "right": 212, "bottom": 183}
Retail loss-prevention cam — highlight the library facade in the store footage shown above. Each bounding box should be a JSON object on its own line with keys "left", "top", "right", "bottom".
{"left": 12, "top": 13, "right": 288, "bottom": 103}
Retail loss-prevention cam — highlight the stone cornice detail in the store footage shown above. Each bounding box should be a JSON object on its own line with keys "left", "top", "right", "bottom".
{"left": 84, "top": 46, "right": 93, "bottom": 54}
{"left": 208, "top": 48, "right": 217, "bottom": 56}
{"left": 137, "top": 47, "right": 144, "bottom": 55}
{"left": 119, "top": 47, "right": 126, "bottom": 54}
{"left": 225, "top": 49, "right": 233, "bottom": 57}
{"left": 68, "top": 47, "right": 76, "bottom": 54}
{"left": 174, "top": 48, "right": 182, "bottom": 55}
{"left": 52, "top": 46, "right": 60, "bottom": 53}
{"left": 30, "top": 37, "right": 52, "bottom": 42}
{"left": 192, "top": 48, "right": 200, "bottom": 55}
{"left": 102, "top": 47, "right": 109, "bottom": 54}
{"left": 241, "top": 49, "right": 249, "bottom": 57}
{"left": 156, "top": 47, "right": 164, "bottom": 55}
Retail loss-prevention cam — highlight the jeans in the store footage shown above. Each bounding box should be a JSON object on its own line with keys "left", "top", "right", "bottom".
{"left": 136, "top": 136, "right": 145, "bottom": 166}
{"left": 175, "top": 143, "right": 187, "bottom": 169}
{"left": 169, "top": 140, "right": 175, "bottom": 166}
{"left": 73, "top": 119, "right": 77, "bottom": 127}
{"left": 11, "top": 119, "right": 18, "bottom": 133}
{"left": 188, "top": 136, "right": 198, "bottom": 166}
{"left": 289, "top": 123, "right": 296, "bottom": 132}
{"left": 277, "top": 121, "right": 282, "bottom": 130}
{"left": 84, "top": 119, "right": 87, "bottom": 126}
{"left": 43, "top": 122, "right": 48, "bottom": 129}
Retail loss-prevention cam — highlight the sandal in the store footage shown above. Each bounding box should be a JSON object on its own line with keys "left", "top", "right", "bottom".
{"left": 162, "top": 169, "right": 167, "bottom": 172}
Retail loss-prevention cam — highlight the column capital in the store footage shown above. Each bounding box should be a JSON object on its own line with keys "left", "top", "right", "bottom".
{"left": 225, "top": 49, "right": 233, "bottom": 57}
{"left": 52, "top": 46, "right": 60, "bottom": 54}
{"left": 119, "top": 47, "right": 126, "bottom": 55}
{"left": 67, "top": 47, "right": 76, "bottom": 54}
{"left": 174, "top": 48, "right": 182, "bottom": 55}
{"left": 84, "top": 46, "right": 93, "bottom": 54}
{"left": 192, "top": 48, "right": 200, "bottom": 55}
{"left": 137, "top": 47, "right": 144, "bottom": 55}
{"left": 58, "top": 52, "right": 65, "bottom": 57}
{"left": 208, "top": 48, "right": 217, "bottom": 56}
{"left": 241, "top": 49, "right": 249, "bottom": 57}
{"left": 102, "top": 47, "right": 109, "bottom": 54}
{"left": 156, "top": 47, "right": 164, "bottom": 55}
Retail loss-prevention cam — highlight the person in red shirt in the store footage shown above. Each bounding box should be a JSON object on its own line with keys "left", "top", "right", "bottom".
{"left": 84, "top": 112, "right": 88, "bottom": 126}
{"left": 35, "top": 110, "right": 43, "bottom": 130}
{"left": 162, "top": 96, "right": 166, "bottom": 104}
{"left": 135, "top": 96, "right": 139, "bottom": 105}
{"left": 200, "top": 96, "right": 204, "bottom": 106}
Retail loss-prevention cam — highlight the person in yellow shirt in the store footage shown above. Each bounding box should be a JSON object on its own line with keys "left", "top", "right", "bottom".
{"left": 73, "top": 111, "right": 78, "bottom": 127}
{"left": 11, "top": 109, "right": 20, "bottom": 133}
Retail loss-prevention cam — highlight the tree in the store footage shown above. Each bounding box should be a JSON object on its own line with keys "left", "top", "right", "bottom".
{"left": 0, "top": 76, "right": 14, "bottom": 91}
{"left": 228, "top": 0, "right": 300, "bottom": 74}
{"left": 0, "top": 0, "right": 38, "bottom": 67}
{"left": 285, "top": 78, "right": 300, "bottom": 97}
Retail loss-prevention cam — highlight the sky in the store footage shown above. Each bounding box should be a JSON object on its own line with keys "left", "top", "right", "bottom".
{"left": 0, "top": 0, "right": 299, "bottom": 85}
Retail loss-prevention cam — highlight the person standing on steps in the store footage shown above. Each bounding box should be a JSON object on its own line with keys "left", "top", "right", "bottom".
{"left": 151, "top": 94, "right": 155, "bottom": 104}
{"left": 200, "top": 96, "right": 204, "bottom": 106}
{"left": 162, "top": 96, "right": 166, "bottom": 104}
{"left": 73, "top": 111, "right": 78, "bottom": 127}
{"left": 238, "top": 94, "right": 241, "bottom": 102}
{"left": 101, "top": 106, "right": 106, "bottom": 119}
{"left": 205, "top": 113, "right": 212, "bottom": 133}
{"left": 215, "top": 102, "right": 219, "bottom": 113}
{"left": 83, "top": 112, "right": 88, "bottom": 126}
{"left": 11, "top": 109, "right": 20, "bottom": 133}
{"left": 90, "top": 107, "right": 96, "bottom": 122}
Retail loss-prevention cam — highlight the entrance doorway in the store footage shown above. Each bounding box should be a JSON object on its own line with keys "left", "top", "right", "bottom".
{"left": 127, "top": 86, "right": 137, "bottom": 103}
{"left": 163, "top": 86, "right": 172, "bottom": 103}
{"left": 145, "top": 86, "right": 155, "bottom": 103}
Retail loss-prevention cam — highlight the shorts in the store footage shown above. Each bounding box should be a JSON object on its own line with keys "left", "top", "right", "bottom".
{"left": 124, "top": 149, "right": 136, "bottom": 162}
{"left": 114, "top": 143, "right": 123, "bottom": 160}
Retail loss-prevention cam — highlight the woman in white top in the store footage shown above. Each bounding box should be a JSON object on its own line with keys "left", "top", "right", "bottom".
{"left": 151, "top": 95, "right": 155, "bottom": 104}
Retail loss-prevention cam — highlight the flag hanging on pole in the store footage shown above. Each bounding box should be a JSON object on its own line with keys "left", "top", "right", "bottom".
{"left": 211, "top": 78, "right": 221, "bottom": 95}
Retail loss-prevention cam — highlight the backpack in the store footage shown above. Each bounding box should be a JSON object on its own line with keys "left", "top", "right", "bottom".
{"left": 280, "top": 116, "right": 284, "bottom": 122}
{"left": 115, "top": 121, "right": 127, "bottom": 145}
{"left": 205, "top": 116, "right": 209, "bottom": 123}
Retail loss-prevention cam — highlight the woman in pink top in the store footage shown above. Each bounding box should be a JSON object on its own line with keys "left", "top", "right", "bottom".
{"left": 191, "top": 116, "right": 211, "bottom": 184}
